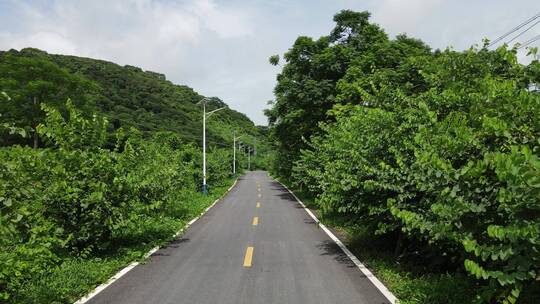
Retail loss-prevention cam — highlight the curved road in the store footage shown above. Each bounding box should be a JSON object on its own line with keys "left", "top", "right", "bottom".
{"left": 87, "top": 171, "right": 390, "bottom": 304}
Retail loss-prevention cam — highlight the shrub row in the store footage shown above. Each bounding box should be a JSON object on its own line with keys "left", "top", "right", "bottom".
{"left": 0, "top": 101, "right": 234, "bottom": 301}
{"left": 292, "top": 47, "right": 540, "bottom": 303}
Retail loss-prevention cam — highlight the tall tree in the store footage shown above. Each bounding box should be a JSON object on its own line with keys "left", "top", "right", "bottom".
{"left": 267, "top": 10, "right": 419, "bottom": 177}
{"left": 0, "top": 50, "right": 94, "bottom": 148}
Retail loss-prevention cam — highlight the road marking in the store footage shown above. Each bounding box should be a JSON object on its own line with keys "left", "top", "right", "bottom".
{"left": 256, "top": 202, "right": 261, "bottom": 208}
{"left": 243, "top": 246, "right": 254, "bottom": 267}
{"left": 258, "top": 193, "right": 261, "bottom": 198}
{"left": 252, "top": 216, "right": 259, "bottom": 226}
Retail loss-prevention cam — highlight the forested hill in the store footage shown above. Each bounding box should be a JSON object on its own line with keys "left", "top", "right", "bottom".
{"left": 0, "top": 48, "right": 259, "bottom": 147}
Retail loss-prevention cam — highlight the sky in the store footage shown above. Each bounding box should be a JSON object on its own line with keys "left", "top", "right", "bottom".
{"left": 0, "top": 0, "right": 539, "bottom": 125}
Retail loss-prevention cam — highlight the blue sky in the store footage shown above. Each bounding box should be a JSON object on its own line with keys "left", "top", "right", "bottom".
{"left": 1, "top": 0, "right": 539, "bottom": 125}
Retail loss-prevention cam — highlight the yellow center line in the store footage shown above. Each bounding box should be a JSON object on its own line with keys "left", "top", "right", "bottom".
{"left": 252, "top": 216, "right": 259, "bottom": 226}
{"left": 256, "top": 202, "right": 261, "bottom": 208}
{"left": 243, "top": 246, "right": 254, "bottom": 267}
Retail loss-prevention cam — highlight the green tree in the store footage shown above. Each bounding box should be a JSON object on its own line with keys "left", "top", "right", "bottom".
{"left": 266, "top": 10, "right": 429, "bottom": 178}
{"left": 0, "top": 51, "right": 94, "bottom": 148}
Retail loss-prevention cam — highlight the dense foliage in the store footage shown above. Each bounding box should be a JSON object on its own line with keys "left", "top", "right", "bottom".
{"left": 0, "top": 48, "right": 261, "bottom": 148}
{"left": 0, "top": 50, "right": 266, "bottom": 301}
{"left": 0, "top": 100, "right": 237, "bottom": 302}
{"left": 268, "top": 9, "right": 540, "bottom": 303}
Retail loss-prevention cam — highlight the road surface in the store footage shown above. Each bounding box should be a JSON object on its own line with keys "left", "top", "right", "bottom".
{"left": 87, "top": 171, "right": 390, "bottom": 304}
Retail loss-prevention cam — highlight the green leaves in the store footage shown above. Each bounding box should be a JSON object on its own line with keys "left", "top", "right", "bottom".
{"left": 0, "top": 91, "right": 10, "bottom": 101}
{"left": 37, "top": 99, "right": 108, "bottom": 151}
{"left": 269, "top": 55, "right": 280, "bottom": 66}
{"left": 279, "top": 11, "right": 540, "bottom": 302}
{"left": 267, "top": 10, "right": 397, "bottom": 177}
{"left": 0, "top": 101, "right": 236, "bottom": 301}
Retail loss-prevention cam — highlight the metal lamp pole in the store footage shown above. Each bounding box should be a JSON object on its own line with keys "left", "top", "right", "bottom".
{"left": 233, "top": 131, "right": 242, "bottom": 175}
{"left": 202, "top": 100, "right": 206, "bottom": 194}
{"left": 199, "top": 98, "right": 225, "bottom": 195}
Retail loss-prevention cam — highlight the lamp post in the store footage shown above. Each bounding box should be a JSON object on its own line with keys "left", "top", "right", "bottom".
{"left": 233, "top": 131, "right": 242, "bottom": 175}
{"left": 198, "top": 98, "right": 225, "bottom": 195}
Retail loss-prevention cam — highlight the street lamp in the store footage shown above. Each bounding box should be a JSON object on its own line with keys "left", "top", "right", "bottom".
{"left": 198, "top": 97, "right": 225, "bottom": 195}
{"left": 233, "top": 131, "right": 242, "bottom": 175}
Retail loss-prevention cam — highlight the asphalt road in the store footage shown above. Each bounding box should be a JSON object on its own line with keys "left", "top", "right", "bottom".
{"left": 87, "top": 171, "right": 390, "bottom": 304}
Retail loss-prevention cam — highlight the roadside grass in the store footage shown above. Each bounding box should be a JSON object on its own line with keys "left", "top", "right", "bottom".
{"left": 15, "top": 180, "right": 234, "bottom": 304}
{"left": 344, "top": 225, "right": 476, "bottom": 304}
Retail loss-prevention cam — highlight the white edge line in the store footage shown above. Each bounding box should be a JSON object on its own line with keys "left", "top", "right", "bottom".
{"left": 273, "top": 177, "right": 398, "bottom": 304}
{"left": 73, "top": 262, "right": 138, "bottom": 304}
{"left": 74, "top": 178, "right": 239, "bottom": 304}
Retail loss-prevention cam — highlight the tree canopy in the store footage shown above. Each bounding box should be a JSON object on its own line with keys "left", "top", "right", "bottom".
{"left": 267, "top": 9, "right": 540, "bottom": 303}
{"left": 0, "top": 48, "right": 262, "bottom": 149}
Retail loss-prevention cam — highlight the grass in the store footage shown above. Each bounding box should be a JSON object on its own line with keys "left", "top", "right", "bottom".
{"left": 14, "top": 179, "right": 235, "bottom": 304}
{"left": 345, "top": 226, "right": 476, "bottom": 304}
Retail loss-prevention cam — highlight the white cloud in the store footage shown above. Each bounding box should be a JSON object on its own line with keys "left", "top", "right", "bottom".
{"left": 12, "top": 31, "right": 78, "bottom": 54}
{"left": 372, "top": 0, "right": 445, "bottom": 34}
{"left": 0, "top": 0, "right": 253, "bottom": 61}
{"left": 0, "top": 0, "right": 261, "bottom": 120}
{"left": 188, "top": 0, "right": 254, "bottom": 39}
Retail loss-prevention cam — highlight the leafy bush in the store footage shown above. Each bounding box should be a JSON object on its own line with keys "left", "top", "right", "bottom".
{"left": 290, "top": 43, "right": 540, "bottom": 302}
{"left": 0, "top": 147, "right": 63, "bottom": 301}
{"left": 0, "top": 100, "right": 235, "bottom": 301}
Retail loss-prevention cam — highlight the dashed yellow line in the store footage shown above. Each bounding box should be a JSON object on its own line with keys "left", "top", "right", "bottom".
{"left": 243, "top": 246, "right": 254, "bottom": 267}
{"left": 256, "top": 202, "right": 261, "bottom": 208}
{"left": 252, "top": 216, "right": 259, "bottom": 226}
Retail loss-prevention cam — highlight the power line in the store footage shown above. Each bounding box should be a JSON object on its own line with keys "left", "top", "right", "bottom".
{"left": 517, "top": 34, "right": 540, "bottom": 49}
{"left": 506, "top": 18, "right": 540, "bottom": 45}
{"left": 488, "top": 12, "right": 540, "bottom": 48}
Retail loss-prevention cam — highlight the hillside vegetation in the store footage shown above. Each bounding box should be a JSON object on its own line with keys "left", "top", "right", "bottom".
{"left": 0, "top": 48, "right": 260, "bottom": 148}
{"left": 267, "top": 10, "right": 540, "bottom": 304}
{"left": 0, "top": 49, "right": 265, "bottom": 302}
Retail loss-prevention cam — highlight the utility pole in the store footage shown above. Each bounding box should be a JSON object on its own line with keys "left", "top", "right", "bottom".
{"left": 202, "top": 100, "right": 206, "bottom": 194}
{"left": 233, "top": 131, "right": 236, "bottom": 175}
{"left": 198, "top": 98, "right": 225, "bottom": 195}
{"left": 233, "top": 131, "right": 242, "bottom": 175}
